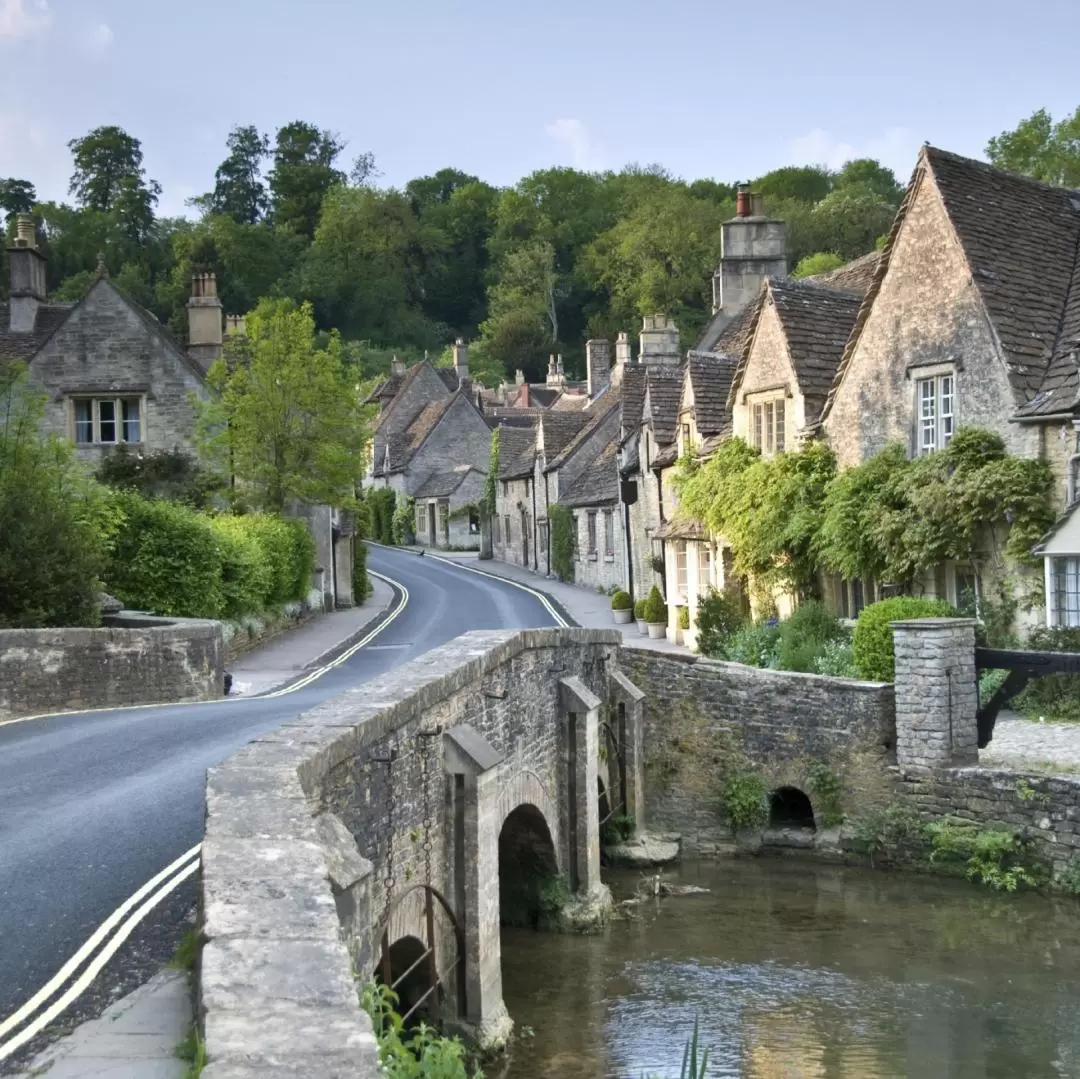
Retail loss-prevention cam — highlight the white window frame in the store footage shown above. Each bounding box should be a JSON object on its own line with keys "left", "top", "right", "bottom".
{"left": 587, "top": 511, "right": 598, "bottom": 556}
{"left": 71, "top": 396, "right": 143, "bottom": 446}
{"left": 676, "top": 541, "right": 688, "bottom": 599}
{"left": 750, "top": 395, "right": 785, "bottom": 456}
{"left": 697, "top": 543, "right": 712, "bottom": 593}
{"left": 603, "top": 509, "right": 615, "bottom": 558}
{"left": 916, "top": 373, "right": 956, "bottom": 455}
{"left": 1049, "top": 556, "right": 1080, "bottom": 628}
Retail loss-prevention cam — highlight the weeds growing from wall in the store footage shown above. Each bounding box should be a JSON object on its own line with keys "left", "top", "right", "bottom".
{"left": 807, "top": 764, "right": 844, "bottom": 827}
{"left": 721, "top": 768, "right": 769, "bottom": 832}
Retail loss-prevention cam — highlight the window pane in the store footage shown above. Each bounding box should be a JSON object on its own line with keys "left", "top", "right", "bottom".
{"left": 603, "top": 510, "right": 614, "bottom": 553}
{"left": 918, "top": 379, "right": 936, "bottom": 453}
{"left": 587, "top": 512, "right": 597, "bottom": 552}
{"left": 753, "top": 404, "right": 762, "bottom": 449}
{"left": 74, "top": 400, "right": 93, "bottom": 443}
{"left": 676, "top": 542, "right": 688, "bottom": 593}
{"left": 98, "top": 399, "right": 117, "bottom": 443}
{"left": 939, "top": 375, "right": 955, "bottom": 447}
{"left": 764, "top": 402, "right": 774, "bottom": 453}
{"left": 122, "top": 399, "right": 141, "bottom": 443}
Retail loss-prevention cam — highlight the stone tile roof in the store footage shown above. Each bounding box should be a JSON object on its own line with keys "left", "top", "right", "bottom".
{"left": 436, "top": 368, "right": 462, "bottom": 392}
{"left": 528, "top": 386, "right": 560, "bottom": 408}
{"left": 539, "top": 410, "right": 591, "bottom": 458}
{"left": 0, "top": 302, "right": 76, "bottom": 364}
{"left": 378, "top": 393, "right": 458, "bottom": 475}
{"left": 413, "top": 466, "right": 475, "bottom": 499}
{"left": 619, "top": 367, "right": 647, "bottom": 439}
{"left": 654, "top": 516, "right": 706, "bottom": 539}
{"left": 545, "top": 387, "right": 619, "bottom": 473}
{"left": 362, "top": 372, "right": 403, "bottom": 405}
{"left": 696, "top": 296, "right": 760, "bottom": 356}
{"left": 551, "top": 391, "right": 589, "bottom": 411}
{"left": 826, "top": 146, "right": 1080, "bottom": 422}
{"left": 651, "top": 443, "right": 679, "bottom": 469}
{"left": 807, "top": 250, "right": 881, "bottom": 293}
{"left": 373, "top": 361, "right": 434, "bottom": 436}
{"left": 643, "top": 365, "right": 685, "bottom": 447}
{"left": 497, "top": 424, "right": 538, "bottom": 480}
{"left": 560, "top": 434, "right": 619, "bottom": 507}
{"left": 685, "top": 351, "right": 736, "bottom": 436}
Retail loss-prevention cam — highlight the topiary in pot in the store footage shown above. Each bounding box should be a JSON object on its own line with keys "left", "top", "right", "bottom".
{"left": 611, "top": 589, "right": 633, "bottom": 624}
{"left": 634, "top": 598, "right": 649, "bottom": 635}
{"left": 643, "top": 585, "right": 668, "bottom": 639}
{"left": 678, "top": 606, "right": 690, "bottom": 630}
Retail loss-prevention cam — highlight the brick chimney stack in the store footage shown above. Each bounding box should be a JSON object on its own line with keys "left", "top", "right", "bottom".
{"left": 452, "top": 337, "right": 469, "bottom": 386}
{"left": 586, "top": 339, "right": 612, "bottom": 398}
{"left": 7, "top": 214, "right": 47, "bottom": 333}
{"left": 187, "top": 272, "right": 224, "bottom": 372}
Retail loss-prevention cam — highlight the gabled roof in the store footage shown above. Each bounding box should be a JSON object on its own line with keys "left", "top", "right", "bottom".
{"left": 551, "top": 391, "right": 589, "bottom": 411}
{"left": 538, "top": 410, "right": 591, "bottom": 459}
{"left": 372, "top": 361, "right": 437, "bottom": 436}
{"left": 560, "top": 431, "right": 619, "bottom": 507}
{"left": 641, "top": 365, "right": 684, "bottom": 447}
{"left": 363, "top": 372, "right": 404, "bottom": 405}
{"left": 619, "top": 366, "right": 647, "bottom": 441}
{"left": 696, "top": 294, "right": 760, "bottom": 356}
{"left": 0, "top": 301, "right": 76, "bottom": 364}
{"left": 807, "top": 250, "right": 880, "bottom": 293}
{"left": 413, "top": 466, "right": 478, "bottom": 499}
{"left": 825, "top": 146, "right": 1080, "bottom": 423}
{"left": 379, "top": 391, "right": 473, "bottom": 476}
{"left": 545, "top": 387, "right": 619, "bottom": 473}
{"left": 684, "top": 351, "right": 736, "bottom": 436}
{"left": 497, "top": 423, "right": 538, "bottom": 480}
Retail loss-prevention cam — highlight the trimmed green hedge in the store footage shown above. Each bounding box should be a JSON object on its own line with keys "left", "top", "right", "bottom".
{"left": 611, "top": 590, "right": 632, "bottom": 611}
{"left": 105, "top": 493, "right": 315, "bottom": 619}
{"left": 852, "top": 596, "right": 957, "bottom": 681}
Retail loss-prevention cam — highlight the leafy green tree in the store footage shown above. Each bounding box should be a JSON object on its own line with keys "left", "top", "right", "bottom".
{"left": 433, "top": 339, "right": 504, "bottom": 387}
{"left": 986, "top": 106, "right": 1080, "bottom": 187}
{"left": 807, "top": 185, "right": 897, "bottom": 261}
{"left": 199, "top": 299, "right": 367, "bottom": 510}
{"left": 0, "top": 364, "right": 111, "bottom": 628}
{"left": 0, "top": 178, "right": 36, "bottom": 222}
{"left": 268, "top": 121, "right": 346, "bottom": 238}
{"left": 792, "top": 252, "right": 845, "bottom": 279}
{"left": 67, "top": 126, "right": 161, "bottom": 241}
{"left": 752, "top": 165, "right": 833, "bottom": 203}
{"left": 834, "top": 158, "right": 905, "bottom": 204}
{"left": 205, "top": 125, "right": 270, "bottom": 224}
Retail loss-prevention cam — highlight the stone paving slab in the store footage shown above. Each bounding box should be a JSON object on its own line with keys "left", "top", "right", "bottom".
{"left": 228, "top": 578, "right": 394, "bottom": 697}
{"left": 980, "top": 712, "right": 1080, "bottom": 772}
{"left": 12, "top": 971, "right": 191, "bottom": 1079}
{"left": 429, "top": 550, "right": 690, "bottom": 655}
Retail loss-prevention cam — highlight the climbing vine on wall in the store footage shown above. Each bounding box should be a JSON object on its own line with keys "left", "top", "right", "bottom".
{"left": 485, "top": 428, "right": 500, "bottom": 516}
{"left": 549, "top": 504, "right": 576, "bottom": 582}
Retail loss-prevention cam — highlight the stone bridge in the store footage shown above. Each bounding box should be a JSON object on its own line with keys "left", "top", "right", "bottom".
{"left": 199, "top": 628, "right": 644, "bottom": 1077}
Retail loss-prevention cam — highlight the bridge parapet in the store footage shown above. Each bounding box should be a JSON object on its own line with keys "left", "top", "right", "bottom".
{"left": 199, "top": 627, "right": 628, "bottom": 1077}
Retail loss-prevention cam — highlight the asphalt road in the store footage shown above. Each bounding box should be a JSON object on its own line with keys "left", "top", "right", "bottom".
{"left": 0, "top": 546, "right": 557, "bottom": 1028}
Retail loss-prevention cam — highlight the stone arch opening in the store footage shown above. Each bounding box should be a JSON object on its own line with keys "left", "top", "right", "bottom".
{"left": 769, "top": 787, "right": 816, "bottom": 831}
{"left": 376, "top": 935, "right": 430, "bottom": 1023}
{"left": 498, "top": 803, "right": 561, "bottom": 930}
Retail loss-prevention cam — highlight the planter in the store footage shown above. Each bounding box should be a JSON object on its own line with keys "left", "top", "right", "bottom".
{"left": 647, "top": 622, "right": 666, "bottom": 639}
{"left": 613, "top": 608, "right": 633, "bottom": 625}
{"left": 635, "top": 619, "right": 649, "bottom": 636}
{"left": 683, "top": 627, "right": 698, "bottom": 652}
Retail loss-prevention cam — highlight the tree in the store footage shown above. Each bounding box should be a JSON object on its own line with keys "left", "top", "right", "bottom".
{"left": 792, "top": 252, "right": 845, "bottom": 279}
{"left": 67, "top": 126, "right": 161, "bottom": 235}
{"left": 268, "top": 121, "right": 346, "bottom": 238}
{"left": 807, "top": 185, "right": 897, "bottom": 261}
{"left": 752, "top": 165, "right": 834, "bottom": 203}
{"left": 199, "top": 299, "right": 367, "bottom": 511}
{"left": 986, "top": 106, "right": 1080, "bottom": 187}
{"left": 0, "top": 178, "right": 36, "bottom": 223}
{"left": 206, "top": 125, "right": 270, "bottom": 224}
{"left": 834, "top": 158, "right": 905, "bottom": 205}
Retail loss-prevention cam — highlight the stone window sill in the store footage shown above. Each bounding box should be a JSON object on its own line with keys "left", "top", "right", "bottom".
{"left": 604, "top": 554, "right": 615, "bottom": 562}
{"left": 587, "top": 553, "right": 598, "bottom": 562}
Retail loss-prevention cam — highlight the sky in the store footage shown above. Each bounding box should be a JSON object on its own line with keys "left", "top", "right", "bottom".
{"left": 1, "top": 0, "right": 1078, "bottom": 218}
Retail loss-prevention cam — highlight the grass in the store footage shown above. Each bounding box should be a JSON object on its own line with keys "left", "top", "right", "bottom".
{"left": 175, "top": 1024, "right": 206, "bottom": 1078}
{"left": 168, "top": 928, "right": 201, "bottom": 973}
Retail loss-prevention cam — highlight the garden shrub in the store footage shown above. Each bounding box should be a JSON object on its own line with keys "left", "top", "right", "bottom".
{"left": 777, "top": 599, "right": 846, "bottom": 672}
{"left": 367, "top": 487, "right": 396, "bottom": 545}
{"left": 95, "top": 445, "right": 224, "bottom": 509}
{"left": 724, "top": 621, "right": 782, "bottom": 668}
{"left": 696, "top": 587, "right": 745, "bottom": 658}
{"left": 392, "top": 496, "right": 415, "bottom": 546}
{"left": 643, "top": 584, "right": 666, "bottom": 624}
{"left": 238, "top": 513, "right": 300, "bottom": 605}
{"left": 852, "top": 596, "right": 956, "bottom": 681}
{"left": 209, "top": 515, "right": 271, "bottom": 619}
{"left": 549, "top": 504, "right": 576, "bottom": 581}
{"left": 353, "top": 539, "right": 371, "bottom": 601}
{"left": 813, "top": 637, "right": 858, "bottom": 678}
{"left": 633, "top": 598, "right": 646, "bottom": 620}
{"left": 611, "top": 590, "right": 632, "bottom": 611}
{"left": 678, "top": 606, "right": 690, "bottom": 630}
{"left": 281, "top": 516, "right": 316, "bottom": 602}
{"left": 106, "top": 493, "right": 225, "bottom": 618}
{"left": 1014, "top": 626, "right": 1080, "bottom": 721}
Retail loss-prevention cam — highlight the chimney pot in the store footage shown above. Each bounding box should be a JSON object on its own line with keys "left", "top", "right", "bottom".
{"left": 14, "top": 213, "right": 35, "bottom": 248}
{"left": 749, "top": 192, "right": 765, "bottom": 218}
{"left": 736, "top": 187, "right": 751, "bottom": 218}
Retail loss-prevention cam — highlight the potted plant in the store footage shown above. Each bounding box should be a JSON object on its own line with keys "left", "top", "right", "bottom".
{"left": 643, "top": 585, "right": 667, "bottom": 640}
{"left": 611, "top": 590, "right": 633, "bottom": 625}
{"left": 634, "top": 598, "right": 648, "bottom": 635}
{"left": 677, "top": 605, "right": 692, "bottom": 648}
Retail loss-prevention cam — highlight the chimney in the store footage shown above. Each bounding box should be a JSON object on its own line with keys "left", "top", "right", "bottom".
{"left": 452, "top": 337, "right": 469, "bottom": 385}
{"left": 612, "top": 331, "right": 632, "bottom": 388}
{"left": 556, "top": 355, "right": 564, "bottom": 381}
{"left": 639, "top": 313, "right": 681, "bottom": 366}
{"left": 186, "top": 272, "right": 224, "bottom": 372}
{"left": 224, "top": 314, "right": 246, "bottom": 338}
{"left": 586, "top": 339, "right": 612, "bottom": 398}
{"left": 736, "top": 184, "right": 751, "bottom": 218}
{"left": 711, "top": 193, "right": 787, "bottom": 319}
{"left": 390, "top": 355, "right": 406, "bottom": 376}
{"left": 546, "top": 353, "right": 558, "bottom": 386}
{"left": 7, "top": 214, "right": 47, "bottom": 333}
{"left": 515, "top": 369, "right": 525, "bottom": 386}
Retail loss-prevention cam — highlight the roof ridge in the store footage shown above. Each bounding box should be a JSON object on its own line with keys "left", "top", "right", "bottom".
{"left": 924, "top": 144, "right": 1080, "bottom": 200}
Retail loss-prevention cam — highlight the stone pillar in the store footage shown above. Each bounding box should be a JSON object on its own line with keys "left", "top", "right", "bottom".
{"left": 608, "top": 669, "right": 646, "bottom": 830}
{"left": 890, "top": 618, "right": 978, "bottom": 770}
{"left": 559, "top": 677, "right": 602, "bottom": 895}
{"left": 442, "top": 726, "right": 512, "bottom": 1048}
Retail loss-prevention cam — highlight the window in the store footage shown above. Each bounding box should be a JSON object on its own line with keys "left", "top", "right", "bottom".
{"left": 438, "top": 502, "right": 449, "bottom": 540}
{"left": 917, "top": 374, "right": 955, "bottom": 454}
{"left": 525, "top": 477, "right": 531, "bottom": 498}
{"left": 676, "top": 542, "right": 688, "bottom": 597}
{"left": 72, "top": 397, "right": 142, "bottom": 445}
{"left": 751, "top": 398, "right": 785, "bottom": 455}
{"left": 502, "top": 480, "right": 508, "bottom": 497}
{"left": 539, "top": 521, "right": 548, "bottom": 553}
{"left": 1051, "top": 557, "right": 1080, "bottom": 628}
{"left": 697, "top": 543, "right": 712, "bottom": 591}
{"left": 681, "top": 422, "right": 691, "bottom": 451}
{"left": 493, "top": 515, "right": 501, "bottom": 545}
{"left": 504, "top": 515, "right": 511, "bottom": 545}
{"left": 587, "top": 511, "right": 598, "bottom": 555}
{"left": 603, "top": 509, "right": 615, "bottom": 556}
{"left": 468, "top": 507, "right": 480, "bottom": 534}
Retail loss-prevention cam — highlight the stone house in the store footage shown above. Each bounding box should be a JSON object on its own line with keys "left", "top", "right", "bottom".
{"left": 366, "top": 342, "right": 490, "bottom": 550}
{"left": 821, "top": 146, "right": 1080, "bottom": 623}
{"left": 1, "top": 216, "right": 355, "bottom": 610}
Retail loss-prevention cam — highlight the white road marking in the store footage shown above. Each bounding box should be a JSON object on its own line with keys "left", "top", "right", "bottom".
{"left": 0, "top": 570, "right": 406, "bottom": 728}
{"left": 0, "top": 851, "right": 201, "bottom": 1062}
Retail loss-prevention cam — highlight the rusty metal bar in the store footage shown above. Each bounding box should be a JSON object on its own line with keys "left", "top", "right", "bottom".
{"left": 425, "top": 887, "right": 439, "bottom": 1017}
{"left": 389, "top": 945, "right": 435, "bottom": 992}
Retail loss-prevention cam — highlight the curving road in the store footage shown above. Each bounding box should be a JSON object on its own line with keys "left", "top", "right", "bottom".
{"left": 0, "top": 547, "right": 558, "bottom": 1034}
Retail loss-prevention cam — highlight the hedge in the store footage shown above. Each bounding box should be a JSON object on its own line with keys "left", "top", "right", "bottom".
{"left": 104, "top": 492, "right": 315, "bottom": 619}
{"left": 852, "top": 596, "right": 957, "bottom": 681}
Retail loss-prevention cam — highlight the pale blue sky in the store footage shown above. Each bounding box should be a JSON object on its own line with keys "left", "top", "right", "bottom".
{"left": 1, "top": 0, "right": 1077, "bottom": 216}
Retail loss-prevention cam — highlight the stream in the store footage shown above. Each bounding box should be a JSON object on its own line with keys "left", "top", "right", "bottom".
{"left": 496, "top": 858, "right": 1080, "bottom": 1078}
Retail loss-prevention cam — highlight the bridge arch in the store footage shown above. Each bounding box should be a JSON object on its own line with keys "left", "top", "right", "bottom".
{"left": 498, "top": 803, "right": 560, "bottom": 929}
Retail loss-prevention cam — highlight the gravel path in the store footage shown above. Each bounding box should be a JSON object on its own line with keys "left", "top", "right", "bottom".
{"left": 980, "top": 711, "right": 1080, "bottom": 773}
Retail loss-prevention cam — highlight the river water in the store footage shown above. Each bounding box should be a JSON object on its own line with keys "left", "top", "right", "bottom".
{"left": 495, "top": 858, "right": 1080, "bottom": 1079}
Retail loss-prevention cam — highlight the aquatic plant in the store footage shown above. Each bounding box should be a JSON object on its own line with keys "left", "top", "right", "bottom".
{"left": 642, "top": 1015, "right": 710, "bottom": 1078}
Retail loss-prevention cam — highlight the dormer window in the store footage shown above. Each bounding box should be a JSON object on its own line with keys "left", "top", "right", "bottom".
{"left": 751, "top": 397, "right": 785, "bottom": 456}
{"left": 917, "top": 374, "right": 955, "bottom": 454}
{"left": 680, "top": 422, "right": 692, "bottom": 454}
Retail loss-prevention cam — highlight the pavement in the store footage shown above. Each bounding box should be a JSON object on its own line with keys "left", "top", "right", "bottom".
{"left": 429, "top": 550, "right": 691, "bottom": 655}
{"left": 980, "top": 713, "right": 1080, "bottom": 774}
{"left": 0, "top": 546, "right": 560, "bottom": 1076}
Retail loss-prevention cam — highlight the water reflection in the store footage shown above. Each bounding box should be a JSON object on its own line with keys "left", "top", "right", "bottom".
{"left": 497, "top": 859, "right": 1080, "bottom": 1078}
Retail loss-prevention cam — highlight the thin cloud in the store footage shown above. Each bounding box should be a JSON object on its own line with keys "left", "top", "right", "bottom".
{"left": 545, "top": 117, "right": 609, "bottom": 172}
{"left": 789, "top": 126, "right": 920, "bottom": 177}
{"left": 0, "top": 0, "right": 51, "bottom": 42}
{"left": 84, "top": 21, "right": 113, "bottom": 53}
